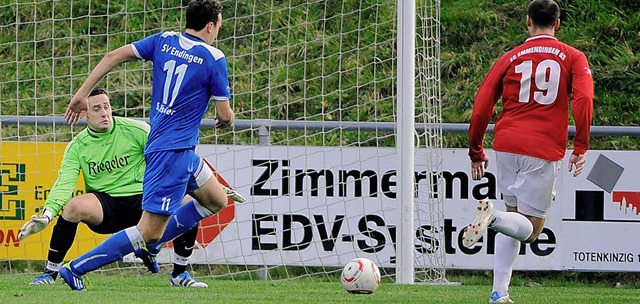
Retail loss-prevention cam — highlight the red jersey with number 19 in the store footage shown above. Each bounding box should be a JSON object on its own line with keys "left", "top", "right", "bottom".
{"left": 468, "top": 34, "right": 594, "bottom": 162}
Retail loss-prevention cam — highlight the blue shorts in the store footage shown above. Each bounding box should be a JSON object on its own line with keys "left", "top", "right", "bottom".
{"left": 142, "top": 149, "right": 202, "bottom": 215}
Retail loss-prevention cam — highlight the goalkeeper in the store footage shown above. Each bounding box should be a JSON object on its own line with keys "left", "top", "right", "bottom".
{"left": 19, "top": 88, "right": 243, "bottom": 287}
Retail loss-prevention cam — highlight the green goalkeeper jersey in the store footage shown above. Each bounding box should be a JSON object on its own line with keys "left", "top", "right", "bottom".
{"left": 44, "top": 117, "right": 150, "bottom": 216}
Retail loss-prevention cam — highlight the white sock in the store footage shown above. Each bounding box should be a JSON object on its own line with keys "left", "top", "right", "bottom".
{"left": 492, "top": 233, "right": 520, "bottom": 296}
{"left": 174, "top": 254, "right": 189, "bottom": 266}
{"left": 46, "top": 261, "right": 62, "bottom": 272}
{"left": 193, "top": 199, "right": 214, "bottom": 217}
{"left": 124, "top": 226, "right": 146, "bottom": 251}
{"left": 490, "top": 210, "right": 533, "bottom": 241}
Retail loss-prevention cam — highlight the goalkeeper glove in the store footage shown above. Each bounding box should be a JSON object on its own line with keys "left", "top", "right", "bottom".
{"left": 221, "top": 185, "right": 246, "bottom": 203}
{"left": 18, "top": 209, "right": 54, "bottom": 241}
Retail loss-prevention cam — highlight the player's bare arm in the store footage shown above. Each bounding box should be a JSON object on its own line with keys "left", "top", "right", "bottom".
{"left": 66, "top": 45, "right": 139, "bottom": 125}
{"left": 213, "top": 99, "right": 235, "bottom": 129}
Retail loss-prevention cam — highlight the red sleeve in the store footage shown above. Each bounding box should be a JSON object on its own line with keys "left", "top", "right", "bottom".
{"left": 468, "top": 56, "right": 508, "bottom": 162}
{"left": 570, "top": 52, "right": 594, "bottom": 155}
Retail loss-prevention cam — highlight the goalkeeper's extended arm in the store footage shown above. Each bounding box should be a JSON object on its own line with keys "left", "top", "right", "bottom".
{"left": 18, "top": 208, "right": 54, "bottom": 241}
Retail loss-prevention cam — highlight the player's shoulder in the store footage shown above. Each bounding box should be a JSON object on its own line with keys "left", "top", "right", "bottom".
{"left": 161, "top": 31, "right": 181, "bottom": 38}
{"left": 70, "top": 128, "right": 91, "bottom": 144}
{"left": 135, "top": 31, "right": 171, "bottom": 44}
{"left": 139, "top": 31, "right": 179, "bottom": 47}
{"left": 65, "top": 128, "right": 91, "bottom": 153}
{"left": 556, "top": 40, "right": 587, "bottom": 57}
{"left": 203, "top": 44, "right": 225, "bottom": 61}
{"left": 178, "top": 34, "right": 226, "bottom": 61}
{"left": 527, "top": 35, "right": 586, "bottom": 56}
{"left": 114, "top": 116, "right": 150, "bottom": 134}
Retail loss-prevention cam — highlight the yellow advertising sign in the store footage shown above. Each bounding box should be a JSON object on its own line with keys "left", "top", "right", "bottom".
{"left": 1, "top": 142, "right": 108, "bottom": 260}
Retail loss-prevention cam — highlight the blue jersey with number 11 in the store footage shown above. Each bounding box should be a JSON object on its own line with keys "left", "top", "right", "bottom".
{"left": 131, "top": 32, "right": 231, "bottom": 153}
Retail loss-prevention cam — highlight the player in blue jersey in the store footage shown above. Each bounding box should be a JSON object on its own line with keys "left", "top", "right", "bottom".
{"left": 61, "top": 0, "right": 238, "bottom": 290}
{"left": 19, "top": 88, "right": 206, "bottom": 287}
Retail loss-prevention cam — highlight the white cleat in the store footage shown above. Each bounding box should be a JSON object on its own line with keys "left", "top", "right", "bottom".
{"left": 462, "top": 199, "right": 494, "bottom": 248}
{"left": 170, "top": 271, "right": 209, "bottom": 288}
{"left": 221, "top": 185, "right": 246, "bottom": 203}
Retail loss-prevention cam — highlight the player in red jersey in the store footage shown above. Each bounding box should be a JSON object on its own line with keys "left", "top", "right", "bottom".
{"left": 463, "top": 0, "right": 594, "bottom": 302}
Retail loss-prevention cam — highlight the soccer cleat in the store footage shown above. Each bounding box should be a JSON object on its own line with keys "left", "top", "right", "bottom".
{"left": 29, "top": 272, "right": 56, "bottom": 285}
{"left": 489, "top": 291, "right": 514, "bottom": 303}
{"left": 462, "top": 199, "right": 495, "bottom": 248}
{"left": 170, "top": 271, "right": 209, "bottom": 288}
{"left": 135, "top": 247, "right": 160, "bottom": 273}
{"left": 59, "top": 263, "right": 85, "bottom": 291}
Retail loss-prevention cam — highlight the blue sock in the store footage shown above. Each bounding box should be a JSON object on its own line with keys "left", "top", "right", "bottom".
{"left": 147, "top": 200, "right": 210, "bottom": 254}
{"left": 70, "top": 227, "right": 145, "bottom": 275}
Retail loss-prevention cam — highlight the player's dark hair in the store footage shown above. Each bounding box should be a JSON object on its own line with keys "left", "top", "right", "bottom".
{"left": 186, "top": 0, "right": 223, "bottom": 31}
{"left": 89, "top": 87, "right": 109, "bottom": 98}
{"left": 528, "top": 0, "right": 560, "bottom": 28}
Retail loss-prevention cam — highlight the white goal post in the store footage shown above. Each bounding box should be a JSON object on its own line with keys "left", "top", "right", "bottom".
{"left": 0, "top": 0, "right": 444, "bottom": 284}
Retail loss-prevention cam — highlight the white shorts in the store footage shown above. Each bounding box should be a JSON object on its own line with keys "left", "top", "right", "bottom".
{"left": 495, "top": 152, "right": 561, "bottom": 218}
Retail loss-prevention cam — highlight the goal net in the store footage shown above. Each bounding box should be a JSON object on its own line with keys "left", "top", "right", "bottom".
{"left": 0, "top": 0, "right": 444, "bottom": 284}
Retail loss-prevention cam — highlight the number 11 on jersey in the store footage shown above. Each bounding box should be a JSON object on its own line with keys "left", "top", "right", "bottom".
{"left": 162, "top": 59, "right": 188, "bottom": 108}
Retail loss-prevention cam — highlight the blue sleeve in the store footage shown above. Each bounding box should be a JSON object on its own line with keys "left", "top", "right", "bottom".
{"left": 131, "top": 32, "right": 162, "bottom": 61}
{"left": 209, "top": 57, "right": 231, "bottom": 100}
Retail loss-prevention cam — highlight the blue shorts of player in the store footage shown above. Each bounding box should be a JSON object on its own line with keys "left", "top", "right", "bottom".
{"left": 142, "top": 149, "right": 207, "bottom": 215}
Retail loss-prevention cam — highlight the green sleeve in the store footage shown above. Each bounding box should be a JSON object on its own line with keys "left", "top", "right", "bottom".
{"left": 44, "top": 140, "right": 81, "bottom": 216}
{"left": 136, "top": 120, "right": 149, "bottom": 150}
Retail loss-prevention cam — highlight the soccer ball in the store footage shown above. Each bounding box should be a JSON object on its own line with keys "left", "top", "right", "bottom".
{"left": 340, "top": 258, "right": 381, "bottom": 294}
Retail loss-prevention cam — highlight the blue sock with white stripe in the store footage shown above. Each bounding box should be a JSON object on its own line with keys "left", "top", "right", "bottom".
{"left": 146, "top": 200, "right": 212, "bottom": 254}
{"left": 70, "top": 226, "right": 145, "bottom": 275}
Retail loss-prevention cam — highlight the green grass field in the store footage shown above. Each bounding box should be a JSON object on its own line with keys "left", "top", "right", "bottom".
{"left": 1, "top": 272, "right": 638, "bottom": 304}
